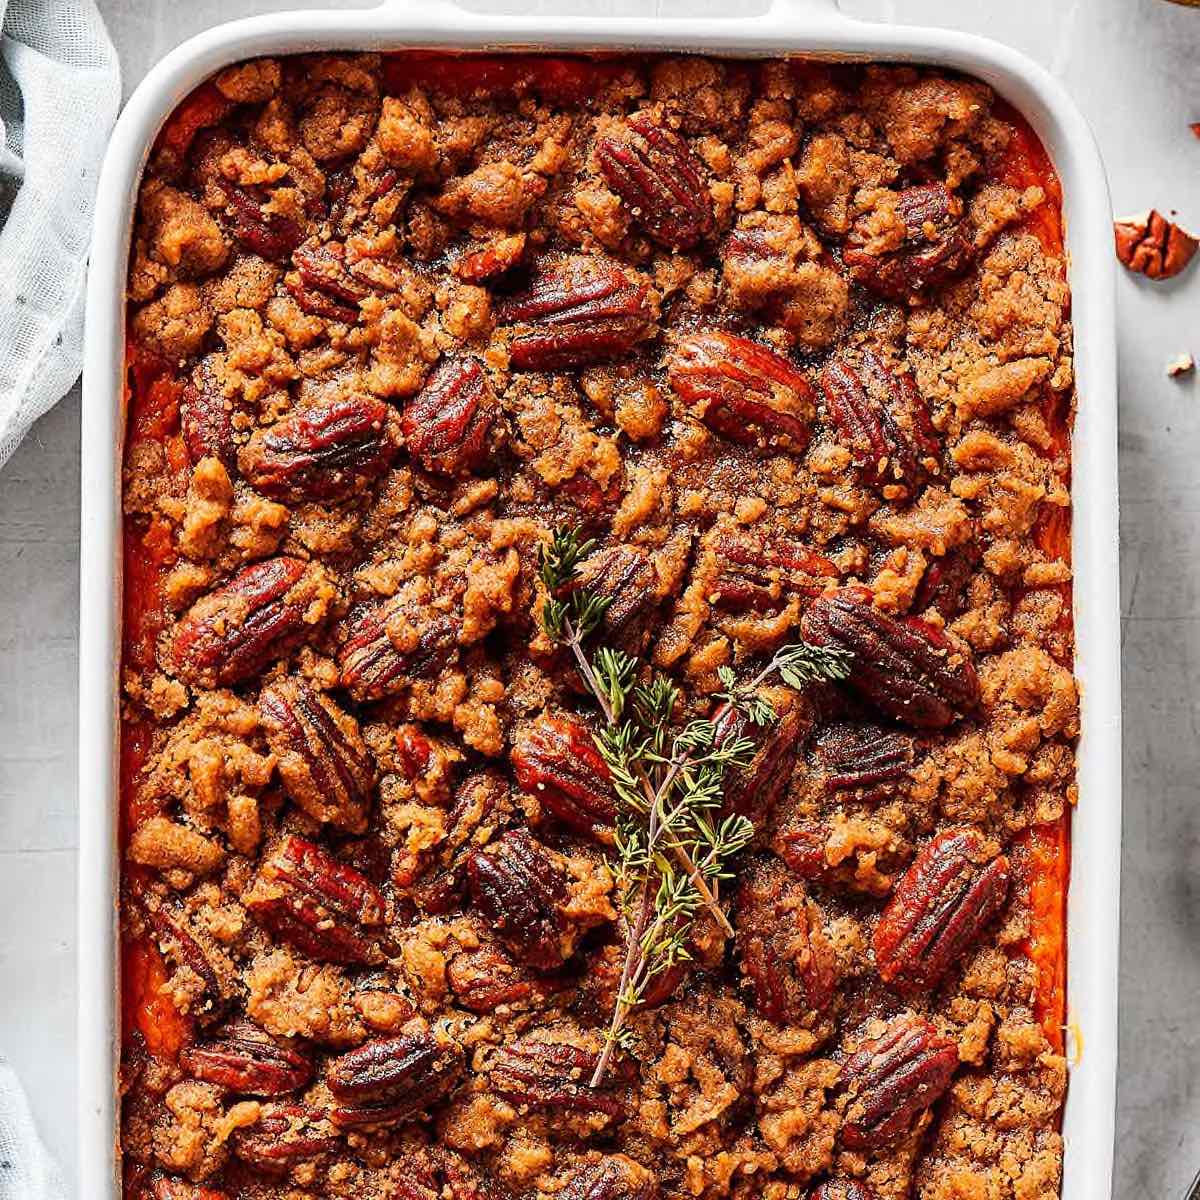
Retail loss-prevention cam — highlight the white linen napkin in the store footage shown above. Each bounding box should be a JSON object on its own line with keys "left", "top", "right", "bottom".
{"left": 0, "top": 1057, "right": 65, "bottom": 1200}
{"left": 0, "top": 0, "right": 120, "bottom": 468}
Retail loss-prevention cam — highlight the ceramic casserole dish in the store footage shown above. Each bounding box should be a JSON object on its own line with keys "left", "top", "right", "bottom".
{"left": 79, "top": 2, "right": 1121, "bottom": 1197}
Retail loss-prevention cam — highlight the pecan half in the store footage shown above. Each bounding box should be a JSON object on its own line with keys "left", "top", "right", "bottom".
{"left": 801, "top": 587, "right": 979, "bottom": 729}
{"left": 401, "top": 356, "right": 498, "bottom": 477}
{"left": 563, "top": 1155, "right": 659, "bottom": 1200}
{"left": 736, "top": 856, "right": 835, "bottom": 1023}
{"left": 873, "top": 828, "right": 1010, "bottom": 991}
{"left": 259, "top": 677, "right": 375, "bottom": 832}
{"left": 573, "top": 544, "right": 659, "bottom": 656}
{"left": 814, "top": 722, "right": 916, "bottom": 802}
{"left": 511, "top": 714, "right": 615, "bottom": 838}
{"left": 287, "top": 240, "right": 370, "bottom": 321}
{"left": 454, "top": 233, "right": 528, "bottom": 283}
{"left": 706, "top": 526, "right": 838, "bottom": 612}
{"left": 667, "top": 331, "right": 815, "bottom": 452}
{"left": 489, "top": 1039, "right": 621, "bottom": 1116}
{"left": 180, "top": 370, "right": 236, "bottom": 470}
{"left": 715, "top": 696, "right": 808, "bottom": 822}
{"left": 239, "top": 395, "right": 400, "bottom": 501}
{"left": 231, "top": 1103, "right": 340, "bottom": 1172}
{"left": 467, "top": 829, "right": 571, "bottom": 971}
{"left": 326, "top": 1029, "right": 465, "bottom": 1127}
{"left": 180, "top": 1022, "right": 312, "bottom": 1095}
{"left": 595, "top": 111, "right": 714, "bottom": 250}
{"left": 844, "top": 184, "right": 973, "bottom": 301}
{"left": 171, "top": 557, "right": 329, "bottom": 688}
{"left": 226, "top": 184, "right": 303, "bottom": 263}
{"left": 337, "top": 600, "right": 459, "bottom": 702}
{"left": 498, "top": 256, "right": 656, "bottom": 370}
{"left": 819, "top": 352, "right": 938, "bottom": 497}
{"left": 245, "top": 836, "right": 385, "bottom": 965}
{"left": 1114, "top": 210, "right": 1199, "bottom": 280}
{"left": 836, "top": 1014, "right": 958, "bottom": 1149}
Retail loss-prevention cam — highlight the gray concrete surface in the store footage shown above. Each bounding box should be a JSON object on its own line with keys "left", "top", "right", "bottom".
{"left": 1, "top": 0, "right": 1196, "bottom": 1194}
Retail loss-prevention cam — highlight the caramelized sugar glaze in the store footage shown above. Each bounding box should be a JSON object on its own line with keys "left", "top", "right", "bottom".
{"left": 119, "top": 52, "right": 1076, "bottom": 1200}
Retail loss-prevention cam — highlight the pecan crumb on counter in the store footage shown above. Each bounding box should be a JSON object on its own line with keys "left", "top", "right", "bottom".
{"left": 120, "top": 51, "right": 1077, "bottom": 1200}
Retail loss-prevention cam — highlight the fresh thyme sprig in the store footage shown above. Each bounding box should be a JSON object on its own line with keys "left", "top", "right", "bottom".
{"left": 536, "top": 525, "right": 853, "bottom": 1085}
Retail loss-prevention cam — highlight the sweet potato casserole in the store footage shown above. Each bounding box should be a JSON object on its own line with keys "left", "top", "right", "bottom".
{"left": 118, "top": 50, "right": 1078, "bottom": 1200}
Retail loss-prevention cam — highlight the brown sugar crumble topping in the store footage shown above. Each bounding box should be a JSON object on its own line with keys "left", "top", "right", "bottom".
{"left": 119, "top": 50, "right": 1079, "bottom": 1200}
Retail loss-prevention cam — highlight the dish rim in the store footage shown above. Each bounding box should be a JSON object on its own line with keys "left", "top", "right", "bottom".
{"left": 78, "top": 5, "right": 1120, "bottom": 1197}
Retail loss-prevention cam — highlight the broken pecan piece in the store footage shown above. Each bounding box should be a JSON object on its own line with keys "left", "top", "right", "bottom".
{"left": 259, "top": 677, "right": 375, "bottom": 832}
{"left": 467, "top": 829, "right": 570, "bottom": 972}
{"left": 912, "top": 545, "right": 980, "bottom": 620}
{"left": 511, "top": 714, "right": 615, "bottom": 838}
{"left": 873, "top": 828, "right": 1010, "bottom": 991}
{"left": 667, "top": 331, "right": 815, "bottom": 452}
{"left": 401, "top": 356, "right": 498, "bottom": 477}
{"left": 490, "top": 1039, "right": 621, "bottom": 1115}
{"left": 245, "top": 836, "right": 385, "bottom": 965}
{"left": 144, "top": 905, "right": 227, "bottom": 1020}
{"left": 563, "top": 1155, "right": 659, "bottom": 1200}
{"left": 836, "top": 1014, "right": 958, "bottom": 1149}
{"left": 1114, "top": 210, "right": 1199, "bottom": 280}
{"left": 180, "top": 1021, "right": 312, "bottom": 1095}
{"left": 326, "top": 1029, "right": 465, "bottom": 1127}
{"left": 231, "top": 1103, "right": 340, "bottom": 1172}
{"left": 573, "top": 543, "right": 659, "bottom": 656}
{"left": 239, "top": 395, "right": 401, "bottom": 501}
{"left": 844, "top": 184, "right": 973, "bottom": 301}
{"left": 226, "top": 184, "right": 303, "bottom": 263}
{"left": 707, "top": 526, "right": 838, "bottom": 612}
{"left": 801, "top": 587, "right": 979, "bottom": 729}
{"left": 171, "top": 557, "right": 328, "bottom": 688}
{"left": 337, "top": 600, "right": 459, "bottom": 702}
{"left": 595, "top": 111, "right": 714, "bottom": 250}
{"left": 736, "top": 856, "right": 835, "bottom": 1023}
{"left": 287, "top": 239, "right": 368, "bottom": 321}
{"left": 808, "top": 1184, "right": 879, "bottom": 1200}
{"left": 815, "top": 722, "right": 916, "bottom": 803}
{"left": 446, "top": 940, "right": 550, "bottom": 1013}
{"left": 498, "top": 255, "right": 656, "bottom": 370}
{"left": 819, "top": 352, "right": 938, "bottom": 496}
{"left": 714, "top": 695, "right": 809, "bottom": 822}
{"left": 148, "top": 1178, "right": 230, "bottom": 1200}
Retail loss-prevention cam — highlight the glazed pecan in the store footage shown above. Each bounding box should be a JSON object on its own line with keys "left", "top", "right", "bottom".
{"left": 595, "top": 111, "right": 714, "bottom": 250}
{"left": 801, "top": 587, "right": 980, "bottom": 729}
{"left": 337, "top": 600, "right": 459, "bottom": 702}
{"left": 467, "top": 829, "right": 570, "bottom": 972}
{"left": 736, "top": 856, "right": 835, "bottom": 1023}
{"left": 231, "top": 1103, "right": 340, "bottom": 1172}
{"left": 808, "top": 1184, "right": 879, "bottom": 1200}
{"left": 453, "top": 233, "right": 527, "bottom": 283}
{"left": 226, "top": 184, "right": 303, "bottom": 263}
{"left": 714, "top": 696, "right": 808, "bottom": 822}
{"left": 148, "top": 1179, "right": 230, "bottom": 1200}
{"left": 144, "top": 905, "right": 226, "bottom": 1020}
{"left": 326, "top": 1029, "right": 465, "bottom": 1127}
{"left": 912, "top": 545, "right": 980, "bottom": 619}
{"left": 815, "top": 722, "right": 916, "bottom": 802}
{"left": 707, "top": 526, "right": 838, "bottom": 612}
{"left": 171, "top": 557, "right": 328, "bottom": 688}
{"left": 1114, "top": 210, "right": 1199, "bottom": 280}
{"left": 287, "top": 240, "right": 370, "bottom": 321}
{"left": 490, "top": 1039, "right": 621, "bottom": 1116}
{"left": 180, "top": 371, "right": 236, "bottom": 470}
{"left": 511, "top": 714, "right": 615, "bottom": 838}
{"left": 245, "top": 836, "right": 385, "bottom": 965}
{"left": 844, "top": 184, "right": 973, "bottom": 301}
{"left": 498, "top": 255, "right": 656, "bottom": 370}
{"left": 873, "top": 828, "right": 1010, "bottom": 991}
{"left": 180, "top": 1021, "right": 312, "bottom": 1095}
{"left": 573, "top": 543, "right": 658, "bottom": 656}
{"left": 239, "top": 395, "right": 401, "bottom": 501}
{"left": 562, "top": 1155, "right": 659, "bottom": 1200}
{"left": 259, "top": 677, "right": 375, "bottom": 832}
{"left": 836, "top": 1014, "right": 958, "bottom": 1149}
{"left": 819, "top": 352, "right": 938, "bottom": 496}
{"left": 446, "top": 940, "right": 550, "bottom": 1013}
{"left": 401, "top": 356, "right": 498, "bottom": 477}
{"left": 667, "top": 331, "right": 815, "bottom": 452}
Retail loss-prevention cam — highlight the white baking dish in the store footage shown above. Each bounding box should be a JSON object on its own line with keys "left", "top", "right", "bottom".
{"left": 78, "top": 2, "right": 1121, "bottom": 1197}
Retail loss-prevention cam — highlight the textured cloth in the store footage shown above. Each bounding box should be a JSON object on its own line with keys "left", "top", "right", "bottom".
{"left": 0, "top": 0, "right": 120, "bottom": 468}
{"left": 0, "top": 1056, "right": 65, "bottom": 1199}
